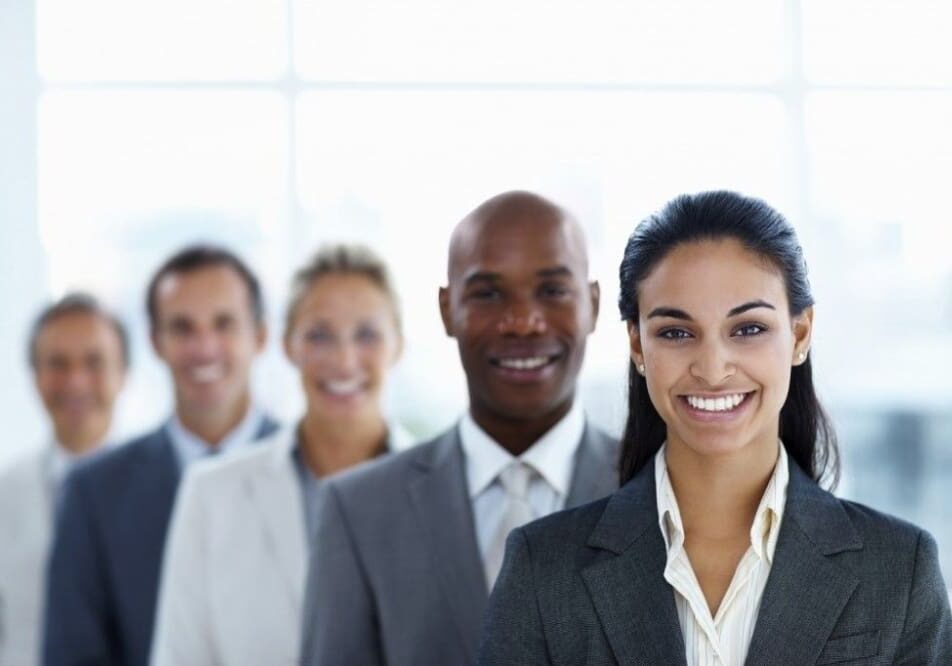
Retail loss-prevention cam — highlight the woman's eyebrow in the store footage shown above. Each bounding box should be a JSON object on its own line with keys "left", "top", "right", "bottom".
{"left": 646, "top": 307, "right": 691, "bottom": 320}
{"left": 646, "top": 299, "right": 776, "bottom": 320}
{"left": 727, "top": 299, "right": 775, "bottom": 317}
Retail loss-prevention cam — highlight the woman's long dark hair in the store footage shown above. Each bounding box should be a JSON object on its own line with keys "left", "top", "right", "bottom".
{"left": 617, "top": 191, "right": 838, "bottom": 488}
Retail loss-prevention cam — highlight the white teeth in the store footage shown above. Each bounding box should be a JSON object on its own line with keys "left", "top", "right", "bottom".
{"left": 190, "top": 364, "right": 224, "bottom": 383}
{"left": 498, "top": 357, "right": 549, "bottom": 370}
{"left": 686, "top": 393, "right": 747, "bottom": 412}
{"left": 324, "top": 378, "right": 364, "bottom": 396}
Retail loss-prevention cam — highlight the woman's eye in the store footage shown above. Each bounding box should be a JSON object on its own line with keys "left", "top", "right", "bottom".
{"left": 733, "top": 323, "right": 767, "bottom": 337}
{"left": 305, "top": 330, "right": 333, "bottom": 344}
{"left": 355, "top": 327, "right": 380, "bottom": 344}
{"left": 658, "top": 328, "right": 692, "bottom": 340}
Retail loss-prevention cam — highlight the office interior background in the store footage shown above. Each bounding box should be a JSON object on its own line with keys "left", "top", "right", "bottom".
{"left": 2, "top": 1, "right": 951, "bottom": 581}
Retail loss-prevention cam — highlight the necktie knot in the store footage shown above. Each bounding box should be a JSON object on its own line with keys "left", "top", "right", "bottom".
{"left": 498, "top": 461, "right": 533, "bottom": 501}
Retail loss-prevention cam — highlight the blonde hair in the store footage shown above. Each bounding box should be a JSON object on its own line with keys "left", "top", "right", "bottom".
{"left": 285, "top": 244, "right": 402, "bottom": 336}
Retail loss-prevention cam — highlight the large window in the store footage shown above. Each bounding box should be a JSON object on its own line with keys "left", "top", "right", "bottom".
{"left": 4, "top": 0, "right": 951, "bottom": 579}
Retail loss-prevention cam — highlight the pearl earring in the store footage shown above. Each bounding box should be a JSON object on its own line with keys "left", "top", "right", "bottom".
{"left": 797, "top": 351, "right": 806, "bottom": 362}
{"left": 637, "top": 363, "right": 645, "bottom": 374}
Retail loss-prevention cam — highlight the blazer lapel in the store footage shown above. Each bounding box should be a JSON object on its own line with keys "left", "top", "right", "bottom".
{"left": 582, "top": 465, "right": 686, "bottom": 666}
{"left": 566, "top": 423, "right": 619, "bottom": 508}
{"left": 745, "top": 461, "right": 863, "bottom": 665}
{"left": 245, "top": 430, "right": 307, "bottom": 613}
{"left": 407, "top": 429, "right": 487, "bottom": 665}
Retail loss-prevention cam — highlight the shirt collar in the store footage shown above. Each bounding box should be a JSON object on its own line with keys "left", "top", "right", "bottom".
{"left": 459, "top": 401, "right": 585, "bottom": 500}
{"left": 48, "top": 437, "right": 108, "bottom": 490}
{"left": 655, "top": 441, "right": 789, "bottom": 564}
{"left": 166, "top": 404, "right": 263, "bottom": 470}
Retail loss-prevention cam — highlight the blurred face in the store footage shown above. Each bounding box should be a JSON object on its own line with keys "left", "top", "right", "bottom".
{"left": 284, "top": 273, "right": 401, "bottom": 418}
{"left": 151, "top": 265, "right": 265, "bottom": 417}
{"left": 629, "top": 239, "right": 812, "bottom": 460}
{"left": 440, "top": 216, "right": 599, "bottom": 426}
{"left": 33, "top": 311, "right": 127, "bottom": 453}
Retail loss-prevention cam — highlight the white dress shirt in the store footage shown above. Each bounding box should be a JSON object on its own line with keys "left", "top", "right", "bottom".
{"left": 166, "top": 405, "right": 264, "bottom": 470}
{"left": 655, "top": 442, "right": 789, "bottom": 666}
{"left": 460, "top": 402, "right": 585, "bottom": 576}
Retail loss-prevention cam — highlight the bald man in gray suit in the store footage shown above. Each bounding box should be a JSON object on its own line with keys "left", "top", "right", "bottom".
{"left": 300, "top": 191, "right": 619, "bottom": 665}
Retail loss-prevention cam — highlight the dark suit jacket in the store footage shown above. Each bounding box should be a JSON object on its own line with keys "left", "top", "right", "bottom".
{"left": 300, "top": 422, "right": 619, "bottom": 666}
{"left": 479, "top": 455, "right": 952, "bottom": 665}
{"left": 43, "top": 417, "right": 279, "bottom": 666}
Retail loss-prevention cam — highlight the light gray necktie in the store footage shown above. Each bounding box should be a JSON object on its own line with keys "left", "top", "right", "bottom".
{"left": 485, "top": 461, "right": 535, "bottom": 590}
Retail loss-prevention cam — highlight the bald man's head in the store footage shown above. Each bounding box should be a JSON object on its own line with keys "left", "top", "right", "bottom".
{"left": 447, "top": 190, "right": 589, "bottom": 282}
{"left": 439, "top": 190, "right": 600, "bottom": 454}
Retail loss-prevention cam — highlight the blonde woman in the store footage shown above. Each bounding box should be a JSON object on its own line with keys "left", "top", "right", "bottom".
{"left": 151, "top": 244, "right": 410, "bottom": 666}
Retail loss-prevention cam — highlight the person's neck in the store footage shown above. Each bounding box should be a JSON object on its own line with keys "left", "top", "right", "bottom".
{"left": 664, "top": 437, "right": 778, "bottom": 540}
{"left": 298, "top": 410, "right": 388, "bottom": 478}
{"left": 176, "top": 394, "right": 252, "bottom": 447}
{"left": 56, "top": 425, "right": 108, "bottom": 456}
{"left": 470, "top": 400, "right": 573, "bottom": 457}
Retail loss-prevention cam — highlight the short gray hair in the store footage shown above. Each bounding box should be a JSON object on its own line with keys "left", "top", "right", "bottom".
{"left": 28, "top": 292, "right": 130, "bottom": 368}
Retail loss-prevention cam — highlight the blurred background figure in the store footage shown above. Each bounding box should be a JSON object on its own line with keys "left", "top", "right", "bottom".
{"left": 42, "top": 246, "right": 279, "bottom": 666}
{"left": 0, "top": 294, "right": 128, "bottom": 666}
{"left": 151, "top": 244, "right": 408, "bottom": 666}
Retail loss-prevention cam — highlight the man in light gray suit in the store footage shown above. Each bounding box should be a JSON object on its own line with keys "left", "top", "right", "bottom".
{"left": 0, "top": 294, "right": 128, "bottom": 666}
{"left": 300, "top": 191, "right": 619, "bottom": 665}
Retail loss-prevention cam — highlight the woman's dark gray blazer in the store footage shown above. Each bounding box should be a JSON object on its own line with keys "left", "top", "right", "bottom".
{"left": 479, "top": 455, "right": 952, "bottom": 665}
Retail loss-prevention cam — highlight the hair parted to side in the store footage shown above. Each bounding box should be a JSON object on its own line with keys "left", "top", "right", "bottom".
{"left": 28, "top": 292, "right": 131, "bottom": 368}
{"left": 146, "top": 244, "right": 264, "bottom": 330}
{"left": 617, "top": 190, "right": 838, "bottom": 488}
{"left": 285, "top": 243, "right": 402, "bottom": 336}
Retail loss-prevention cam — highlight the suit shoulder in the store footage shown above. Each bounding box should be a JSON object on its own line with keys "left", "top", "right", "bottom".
{"left": 0, "top": 448, "right": 46, "bottom": 505}
{"left": 588, "top": 425, "right": 620, "bottom": 452}
{"left": 522, "top": 495, "right": 612, "bottom": 548}
{"left": 837, "top": 496, "right": 928, "bottom": 550}
{"left": 0, "top": 447, "right": 44, "bottom": 483}
{"left": 186, "top": 436, "right": 281, "bottom": 486}
{"left": 67, "top": 429, "right": 166, "bottom": 489}
{"left": 327, "top": 433, "right": 445, "bottom": 498}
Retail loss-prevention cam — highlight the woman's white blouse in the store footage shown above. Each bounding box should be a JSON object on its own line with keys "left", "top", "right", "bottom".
{"left": 654, "top": 443, "right": 789, "bottom": 666}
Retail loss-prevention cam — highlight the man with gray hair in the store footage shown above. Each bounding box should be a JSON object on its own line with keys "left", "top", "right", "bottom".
{"left": 0, "top": 293, "right": 128, "bottom": 666}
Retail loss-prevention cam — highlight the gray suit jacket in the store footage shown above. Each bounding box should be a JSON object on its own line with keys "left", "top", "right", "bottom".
{"left": 479, "top": 455, "right": 952, "bottom": 665}
{"left": 300, "top": 422, "right": 619, "bottom": 666}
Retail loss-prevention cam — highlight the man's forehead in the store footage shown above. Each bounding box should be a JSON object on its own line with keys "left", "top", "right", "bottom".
{"left": 448, "top": 214, "right": 588, "bottom": 282}
{"left": 36, "top": 319, "right": 118, "bottom": 356}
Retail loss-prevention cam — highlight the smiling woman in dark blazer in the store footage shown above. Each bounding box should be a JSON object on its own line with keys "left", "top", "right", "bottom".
{"left": 479, "top": 191, "right": 952, "bottom": 665}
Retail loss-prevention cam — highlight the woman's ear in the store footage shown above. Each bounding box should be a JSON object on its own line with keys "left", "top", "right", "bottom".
{"left": 628, "top": 320, "right": 646, "bottom": 374}
{"left": 792, "top": 305, "right": 814, "bottom": 365}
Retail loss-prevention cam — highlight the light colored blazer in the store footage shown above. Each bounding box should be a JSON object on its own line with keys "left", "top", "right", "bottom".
{"left": 300, "top": 422, "right": 619, "bottom": 666}
{"left": 151, "top": 423, "right": 412, "bottom": 666}
{"left": 0, "top": 447, "right": 52, "bottom": 666}
{"left": 150, "top": 428, "right": 305, "bottom": 666}
{"left": 479, "top": 455, "right": 952, "bottom": 665}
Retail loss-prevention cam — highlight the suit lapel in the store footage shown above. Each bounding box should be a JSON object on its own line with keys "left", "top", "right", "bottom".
{"left": 245, "top": 431, "right": 307, "bottom": 613}
{"left": 582, "top": 465, "right": 686, "bottom": 665}
{"left": 255, "top": 414, "right": 281, "bottom": 441}
{"left": 566, "top": 424, "right": 619, "bottom": 508}
{"left": 745, "top": 461, "right": 863, "bottom": 665}
{"left": 408, "top": 429, "right": 487, "bottom": 665}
